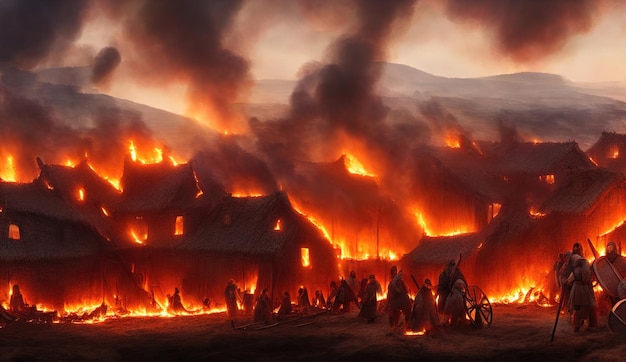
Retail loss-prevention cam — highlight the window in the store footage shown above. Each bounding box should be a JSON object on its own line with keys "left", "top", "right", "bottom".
{"left": 8, "top": 224, "right": 20, "bottom": 240}
{"left": 174, "top": 216, "right": 184, "bottom": 235}
{"left": 301, "top": 247, "right": 311, "bottom": 268}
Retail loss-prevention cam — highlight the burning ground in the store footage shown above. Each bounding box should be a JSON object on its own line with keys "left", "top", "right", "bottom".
{"left": 2, "top": 304, "right": 626, "bottom": 361}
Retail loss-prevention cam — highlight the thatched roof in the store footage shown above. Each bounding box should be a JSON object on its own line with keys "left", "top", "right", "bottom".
{"left": 181, "top": 191, "right": 324, "bottom": 256}
{"left": 37, "top": 158, "right": 122, "bottom": 206}
{"left": 0, "top": 181, "right": 88, "bottom": 223}
{"left": 0, "top": 182, "right": 107, "bottom": 261}
{"left": 476, "top": 141, "right": 595, "bottom": 174}
{"left": 403, "top": 233, "right": 482, "bottom": 267}
{"left": 416, "top": 147, "right": 506, "bottom": 200}
{"left": 117, "top": 158, "right": 209, "bottom": 212}
{"left": 539, "top": 168, "right": 623, "bottom": 215}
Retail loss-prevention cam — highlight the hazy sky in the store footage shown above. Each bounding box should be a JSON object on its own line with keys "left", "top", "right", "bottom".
{"left": 69, "top": 0, "right": 626, "bottom": 114}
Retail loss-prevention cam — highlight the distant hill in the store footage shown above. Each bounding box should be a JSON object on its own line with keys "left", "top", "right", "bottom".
{"left": 30, "top": 62, "right": 626, "bottom": 151}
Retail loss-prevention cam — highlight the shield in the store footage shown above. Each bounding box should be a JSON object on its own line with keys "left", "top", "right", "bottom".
{"left": 609, "top": 299, "right": 626, "bottom": 335}
{"left": 592, "top": 256, "right": 623, "bottom": 298}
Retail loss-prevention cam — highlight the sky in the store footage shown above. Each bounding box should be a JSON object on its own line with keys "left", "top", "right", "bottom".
{"left": 2, "top": 0, "right": 626, "bottom": 117}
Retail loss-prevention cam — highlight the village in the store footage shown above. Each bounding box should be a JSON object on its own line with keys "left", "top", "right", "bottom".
{"left": 1, "top": 130, "right": 626, "bottom": 330}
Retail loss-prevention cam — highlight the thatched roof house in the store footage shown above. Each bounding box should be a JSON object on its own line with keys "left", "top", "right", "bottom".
{"left": 586, "top": 131, "right": 626, "bottom": 172}
{"left": 121, "top": 191, "right": 338, "bottom": 310}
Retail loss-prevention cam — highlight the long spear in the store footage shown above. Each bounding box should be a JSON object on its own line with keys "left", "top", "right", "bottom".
{"left": 550, "top": 285, "right": 565, "bottom": 342}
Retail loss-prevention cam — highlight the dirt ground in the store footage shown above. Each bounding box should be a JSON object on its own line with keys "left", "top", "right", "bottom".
{"left": 1, "top": 303, "right": 626, "bottom": 362}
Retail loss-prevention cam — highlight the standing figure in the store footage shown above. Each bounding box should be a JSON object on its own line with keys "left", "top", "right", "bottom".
{"left": 437, "top": 260, "right": 467, "bottom": 315}
{"left": 346, "top": 270, "right": 360, "bottom": 296}
{"left": 168, "top": 287, "right": 188, "bottom": 314}
{"left": 443, "top": 279, "right": 467, "bottom": 327}
{"left": 277, "top": 291, "right": 293, "bottom": 317}
{"left": 10, "top": 284, "right": 27, "bottom": 314}
{"left": 297, "top": 287, "right": 311, "bottom": 309}
{"left": 224, "top": 279, "right": 240, "bottom": 319}
{"left": 312, "top": 290, "right": 326, "bottom": 309}
{"left": 567, "top": 254, "right": 598, "bottom": 332}
{"left": 386, "top": 266, "right": 412, "bottom": 327}
{"left": 359, "top": 274, "right": 382, "bottom": 323}
{"left": 406, "top": 278, "right": 440, "bottom": 333}
{"left": 254, "top": 288, "right": 273, "bottom": 323}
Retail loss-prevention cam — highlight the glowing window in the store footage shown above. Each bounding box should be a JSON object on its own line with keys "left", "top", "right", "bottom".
{"left": 8, "top": 224, "right": 20, "bottom": 240}
{"left": 540, "top": 174, "right": 555, "bottom": 184}
{"left": 77, "top": 187, "right": 85, "bottom": 201}
{"left": 301, "top": 248, "right": 311, "bottom": 268}
{"left": 129, "top": 217, "right": 148, "bottom": 244}
{"left": 488, "top": 203, "right": 502, "bottom": 223}
{"left": 174, "top": 216, "right": 184, "bottom": 235}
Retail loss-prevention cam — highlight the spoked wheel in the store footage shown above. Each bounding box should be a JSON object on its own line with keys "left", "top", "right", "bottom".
{"left": 464, "top": 285, "right": 493, "bottom": 329}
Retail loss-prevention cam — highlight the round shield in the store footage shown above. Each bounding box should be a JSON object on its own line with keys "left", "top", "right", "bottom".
{"left": 608, "top": 299, "right": 626, "bottom": 335}
{"left": 592, "top": 256, "right": 622, "bottom": 297}
{"left": 619, "top": 280, "right": 626, "bottom": 300}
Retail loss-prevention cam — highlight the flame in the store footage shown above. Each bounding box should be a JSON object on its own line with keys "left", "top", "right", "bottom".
{"left": 1, "top": 155, "right": 17, "bottom": 182}
{"left": 344, "top": 153, "right": 375, "bottom": 177}
{"left": 274, "top": 219, "right": 282, "bottom": 231}
{"left": 529, "top": 207, "right": 546, "bottom": 217}
{"left": 130, "top": 229, "right": 147, "bottom": 244}
{"left": 445, "top": 135, "right": 461, "bottom": 148}
{"left": 77, "top": 187, "right": 85, "bottom": 202}
{"left": 174, "top": 216, "right": 184, "bottom": 235}
{"left": 301, "top": 247, "right": 311, "bottom": 267}
{"left": 414, "top": 210, "right": 472, "bottom": 237}
{"left": 101, "top": 207, "right": 110, "bottom": 216}
{"left": 609, "top": 145, "right": 619, "bottom": 159}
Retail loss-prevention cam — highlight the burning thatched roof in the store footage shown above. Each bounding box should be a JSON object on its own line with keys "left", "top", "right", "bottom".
{"left": 0, "top": 181, "right": 107, "bottom": 261}
{"left": 586, "top": 131, "right": 626, "bottom": 172}
{"left": 36, "top": 158, "right": 121, "bottom": 205}
{"left": 415, "top": 146, "right": 506, "bottom": 201}
{"left": 403, "top": 232, "right": 482, "bottom": 267}
{"left": 117, "top": 158, "right": 208, "bottom": 212}
{"left": 181, "top": 191, "right": 325, "bottom": 256}
{"left": 539, "top": 168, "right": 625, "bottom": 216}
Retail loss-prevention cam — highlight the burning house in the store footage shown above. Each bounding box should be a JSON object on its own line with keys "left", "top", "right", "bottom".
{"left": 400, "top": 140, "right": 605, "bottom": 301}
{"left": 586, "top": 131, "right": 626, "bottom": 173}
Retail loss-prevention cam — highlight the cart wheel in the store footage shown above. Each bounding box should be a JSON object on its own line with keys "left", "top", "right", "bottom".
{"left": 464, "top": 285, "right": 493, "bottom": 329}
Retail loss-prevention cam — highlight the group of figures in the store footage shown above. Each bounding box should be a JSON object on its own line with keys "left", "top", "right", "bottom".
{"left": 553, "top": 240, "right": 626, "bottom": 335}
{"left": 220, "top": 259, "right": 473, "bottom": 333}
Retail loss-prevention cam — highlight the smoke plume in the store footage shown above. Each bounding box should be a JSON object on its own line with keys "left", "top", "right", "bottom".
{"left": 444, "top": 0, "right": 601, "bottom": 62}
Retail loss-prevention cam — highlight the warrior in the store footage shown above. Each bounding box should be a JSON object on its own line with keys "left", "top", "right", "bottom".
{"left": 437, "top": 259, "right": 467, "bottom": 315}
{"left": 566, "top": 254, "right": 598, "bottom": 332}
{"left": 406, "top": 278, "right": 440, "bottom": 333}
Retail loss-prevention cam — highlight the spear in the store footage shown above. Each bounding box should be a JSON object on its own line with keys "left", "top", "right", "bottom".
{"left": 550, "top": 285, "right": 565, "bottom": 342}
{"left": 587, "top": 238, "right": 599, "bottom": 260}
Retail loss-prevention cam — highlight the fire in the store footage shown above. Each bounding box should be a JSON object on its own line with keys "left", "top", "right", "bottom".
{"left": 445, "top": 135, "right": 461, "bottom": 148}
{"left": 529, "top": 207, "right": 546, "bottom": 217}
{"left": 344, "top": 153, "right": 375, "bottom": 177}
{"left": 77, "top": 187, "right": 85, "bottom": 201}
{"left": 301, "top": 247, "right": 311, "bottom": 267}
{"left": 1, "top": 154, "right": 17, "bottom": 182}
{"left": 609, "top": 145, "right": 619, "bottom": 159}
{"left": 130, "top": 229, "right": 147, "bottom": 244}
{"left": 128, "top": 140, "right": 170, "bottom": 164}
{"left": 414, "top": 210, "right": 472, "bottom": 237}
{"left": 274, "top": 219, "right": 282, "bottom": 231}
{"left": 101, "top": 207, "right": 110, "bottom": 216}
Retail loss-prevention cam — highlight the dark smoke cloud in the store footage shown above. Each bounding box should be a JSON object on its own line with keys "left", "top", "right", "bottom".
{"left": 98, "top": 0, "right": 251, "bottom": 132}
{"left": 91, "top": 47, "right": 121, "bottom": 86}
{"left": 0, "top": 0, "right": 89, "bottom": 69}
{"left": 253, "top": 0, "right": 419, "bottom": 176}
{"left": 0, "top": 70, "right": 158, "bottom": 180}
{"left": 444, "top": 0, "right": 600, "bottom": 62}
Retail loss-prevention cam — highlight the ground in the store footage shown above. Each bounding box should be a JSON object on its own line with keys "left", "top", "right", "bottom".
{"left": 1, "top": 303, "right": 625, "bottom": 362}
